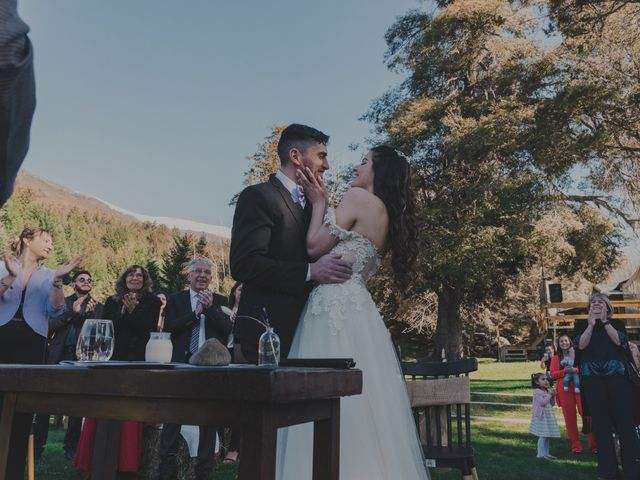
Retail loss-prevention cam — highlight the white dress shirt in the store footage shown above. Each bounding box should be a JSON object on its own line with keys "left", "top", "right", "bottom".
{"left": 275, "top": 169, "right": 305, "bottom": 207}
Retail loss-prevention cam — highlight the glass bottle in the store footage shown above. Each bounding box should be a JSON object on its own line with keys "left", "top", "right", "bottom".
{"left": 258, "top": 327, "right": 280, "bottom": 366}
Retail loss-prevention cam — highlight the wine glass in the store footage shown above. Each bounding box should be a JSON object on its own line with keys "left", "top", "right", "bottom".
{"left": 76, "top": 319, "right": 114, "bottom": 361}
{"left": 76, "top": 319, "right": 98, "bottom": 361}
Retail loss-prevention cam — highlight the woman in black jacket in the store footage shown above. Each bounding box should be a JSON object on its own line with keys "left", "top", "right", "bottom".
{"left": 575, "top": 292, "right": 640, "bottom": 480}
{"left": 74, "top": 265, "right": 160, "bottom": 477}
{"left": 102, "top": 265, "right": 161, "bottom": 360}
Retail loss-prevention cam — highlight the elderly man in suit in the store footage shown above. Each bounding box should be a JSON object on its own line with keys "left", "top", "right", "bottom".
{"left": 157, "top": 258, "right": 231, "bottom": 480}
{"left": 230, "top": 123, "right": 352, "bottom": 363}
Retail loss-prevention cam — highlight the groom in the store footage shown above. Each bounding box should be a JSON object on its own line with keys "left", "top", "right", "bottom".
{"left": 230, "top": 123, "right": 352, "bottom": 362}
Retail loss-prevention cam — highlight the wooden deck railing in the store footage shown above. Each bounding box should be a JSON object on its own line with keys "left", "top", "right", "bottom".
{"left": 538, "top": 299, "right": 640, "bottom": 335}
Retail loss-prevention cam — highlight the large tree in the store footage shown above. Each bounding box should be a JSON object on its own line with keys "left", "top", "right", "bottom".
{"left": 230, "top": 125, "right": 286, "bottom": 205}
{"left": 538, "top": 1, "right": 640, "bottom": 218}
{"left": 367, "top": 0, "right": 629, "bottom": 359}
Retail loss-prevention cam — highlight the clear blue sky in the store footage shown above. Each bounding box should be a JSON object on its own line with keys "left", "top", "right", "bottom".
{"left": 19, "top": 0, "right": 423, "bottom": 226}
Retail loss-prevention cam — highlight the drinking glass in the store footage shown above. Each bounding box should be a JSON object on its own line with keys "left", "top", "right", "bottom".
{"left": 76, "top": 319, "right": 98, "bottom": 361}
{"left": 95, "top": 319, "right": 114, "bottom": 361}
{"left": 76, "top": 319, "right": 115, "bottom": 361}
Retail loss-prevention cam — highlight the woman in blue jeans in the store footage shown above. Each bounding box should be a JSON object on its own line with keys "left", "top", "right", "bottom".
{"left": 575, "top": 293, "right": 640, "bottom": 479}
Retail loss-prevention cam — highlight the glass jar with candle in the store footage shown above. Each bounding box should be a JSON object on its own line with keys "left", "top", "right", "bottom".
{"left": 145, "top": 332, "right": 173, "bottom": 362}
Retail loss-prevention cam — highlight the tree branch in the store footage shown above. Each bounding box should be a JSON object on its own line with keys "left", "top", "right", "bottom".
{"left": 563, "top": 193, "right": 636, "bottom": 227}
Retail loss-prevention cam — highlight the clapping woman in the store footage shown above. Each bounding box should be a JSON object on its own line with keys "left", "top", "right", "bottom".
{"left": 575, "top": 293, "right": 640, "bottom": 479}
{"left": 74, "top": 265, "right": 161, "bottom": 478}
{"left": 104, "top": 265, "right": 162, "bottom": 360}
{"left": 0, "top": 227, "right": 80, "bottom": 478}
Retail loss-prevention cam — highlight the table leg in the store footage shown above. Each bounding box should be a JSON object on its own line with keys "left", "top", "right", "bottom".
{"left": 238, "top": 405, "right": 277, "bottom": 480}
{"left": 313, "top": 398, "right": 340, "bottom": 480}
{"left": 0, "top": 393, "right": 17, "bottom": 480}
{"left": 91, "top": 419, "right": 121, "bottom": 480}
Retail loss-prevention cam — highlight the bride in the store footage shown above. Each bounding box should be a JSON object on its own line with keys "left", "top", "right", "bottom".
{"left": 276, "top": 146, "right": 429, "bottom": 479}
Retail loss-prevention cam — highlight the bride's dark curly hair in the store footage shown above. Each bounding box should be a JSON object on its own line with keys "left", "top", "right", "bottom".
{"left": 370, "top": 145, "right": 418, "bottom": 290}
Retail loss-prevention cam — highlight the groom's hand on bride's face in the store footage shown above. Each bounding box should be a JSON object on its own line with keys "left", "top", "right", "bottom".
{"left": 310, "top": 254, "right": 353, "bottom": 284}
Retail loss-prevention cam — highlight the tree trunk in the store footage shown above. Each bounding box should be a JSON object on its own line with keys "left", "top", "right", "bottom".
{"left": 431, "top": 285, "right": 464, "bottom": 361}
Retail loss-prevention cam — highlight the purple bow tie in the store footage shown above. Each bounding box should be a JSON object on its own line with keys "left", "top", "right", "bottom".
{"left": 294, "top": 185, "right": 305, "bottom": 205}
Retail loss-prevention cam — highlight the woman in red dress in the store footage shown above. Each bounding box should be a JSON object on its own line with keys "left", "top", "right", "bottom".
{"left": 74, "top": 265, "right": 160, "bottom": 477}
{"left": 550, "top": 333, "right": 597, "bottom": 454}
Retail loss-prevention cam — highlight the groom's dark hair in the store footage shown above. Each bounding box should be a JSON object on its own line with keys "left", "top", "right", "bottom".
{"left": 277, "top": 124, "right": 329, "bottom": 165}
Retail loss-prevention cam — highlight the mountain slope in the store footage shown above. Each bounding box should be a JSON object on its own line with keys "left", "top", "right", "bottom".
{"left": 16, "top": 170, "right": 231, "bottom": 240}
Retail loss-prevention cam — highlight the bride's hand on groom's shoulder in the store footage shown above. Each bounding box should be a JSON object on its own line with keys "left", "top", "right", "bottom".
{"left": 296, "top": 167, "right": 328, "bottom": 205}
{"left": 310, "top": 254, "right": 352, "bottom": 284}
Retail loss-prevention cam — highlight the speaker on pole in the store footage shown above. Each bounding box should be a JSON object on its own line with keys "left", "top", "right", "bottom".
{"left": 548, "top": 283, "right": 563, "bottom": 303}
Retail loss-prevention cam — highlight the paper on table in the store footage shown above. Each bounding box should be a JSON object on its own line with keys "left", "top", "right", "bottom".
{"left": 58, "top": 360, "right": 177, "bottom": 369}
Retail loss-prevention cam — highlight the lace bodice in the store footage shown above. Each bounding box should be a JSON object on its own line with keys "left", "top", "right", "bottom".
{"left": 324, "top": 207, "right": 381, "bottom": 283}
{"left": 304, "top": 207, "right": 382, "bottom": 336}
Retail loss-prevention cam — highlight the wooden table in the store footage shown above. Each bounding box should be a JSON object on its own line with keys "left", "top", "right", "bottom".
{"left": 0, "top": 364, "right": 362, "bottom": 480}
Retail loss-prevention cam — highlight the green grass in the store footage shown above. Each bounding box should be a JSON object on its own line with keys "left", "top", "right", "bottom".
{"left": 429, "top": 358, "right": 598, "bottom": 480}
{"left": 433, "top": 421, "right": 598, "bottom": 480}
{"left": 33, "top": 429, "right": 82, "bottom": 480}
{"left": 35, "top": 359, "right": 599, "bottom": 479}
{"left": 33, "top": 428, "right": 237, "bottom": 480}
{"left": 471, "top": 403, "right": 529, "bottom": 419}
{"left": 470, "top": 358, "right": 548, "bottom": 420}
{"left": 471, "top": 378, "right": 530, "bottom": 395}
{"left": 470, "top": 358, "right": 536, "bottom": 395}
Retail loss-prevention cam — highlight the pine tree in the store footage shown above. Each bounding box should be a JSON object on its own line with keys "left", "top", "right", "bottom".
{"left": 161, "top": 232, "right": 192, "bottom": 293}
{"left": 145, "top": 259, "right": 163, "bottom": 293}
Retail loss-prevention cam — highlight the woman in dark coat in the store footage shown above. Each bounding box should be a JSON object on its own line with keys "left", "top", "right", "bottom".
{"left": 575, "top": 292, "right": 640, "bottom": 480}
{"left": 74, "top": 265, "right": 161, "bottom": 478}
{"left": 102, "top": 265, "right": 161, "bottom": 361}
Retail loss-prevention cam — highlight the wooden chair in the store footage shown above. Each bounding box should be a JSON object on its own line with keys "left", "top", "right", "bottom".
{"left": 402, "top": 358, "right": 479, "bottom": 480}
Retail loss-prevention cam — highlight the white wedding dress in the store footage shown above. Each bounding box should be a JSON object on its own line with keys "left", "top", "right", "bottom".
{"left": 276, "top": 208, "right": 429, "bottom": 480}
